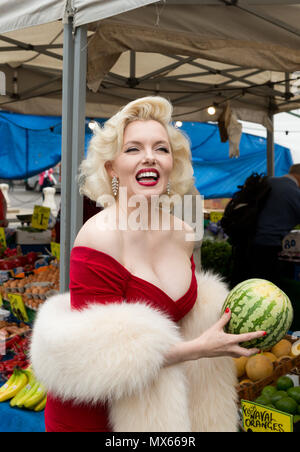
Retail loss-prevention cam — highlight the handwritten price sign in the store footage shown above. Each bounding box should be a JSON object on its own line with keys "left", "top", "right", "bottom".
{"left": 51, "top": 242, "right": 60, "bottom": 261}
{"left": 7, "top": 293, "right": 29, "bottom": 323}
{"left": 241, "top": 400, "right": 293, "bottom": 433}
{"left": 0, "top": 227, "right": 7, "bottom": 249}
{"left": 209, "top": 211, "right": 223, "bottom": 224}
{"left": 31, "top": 205, "right": 51, "bottom": 230}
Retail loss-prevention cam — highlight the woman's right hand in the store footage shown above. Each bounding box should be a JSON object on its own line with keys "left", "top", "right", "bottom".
{"left": 164, "top": 308, "right": 267, "bottom": 366}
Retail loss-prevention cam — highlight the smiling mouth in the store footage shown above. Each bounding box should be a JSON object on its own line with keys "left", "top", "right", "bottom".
{"left": 136, "top": 169, "right": 160, "bottom": 186}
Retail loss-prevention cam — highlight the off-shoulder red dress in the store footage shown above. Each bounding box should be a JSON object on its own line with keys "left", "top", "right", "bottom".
{"left": 45, "top": 246, "right": 198, "bottom": 432}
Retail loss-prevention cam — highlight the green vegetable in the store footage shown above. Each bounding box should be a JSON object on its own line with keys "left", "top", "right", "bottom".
{"left": 261, "top": 386, "right": 277, "bottom": 399}
{"left": 201, "top": 239, "right": 232, "bottom": 283}
{"left": 276, "top": 376, "right": 294, "bottom": 391}
{"left": 254, "top": 395, "right": 271, "bottom": 406}
{"left": 287, "top": 387, "right": 300, "bottom": 404}
{"left": 271, "top": 391, "right": 288, "bottom": 405}
{"left": 275, "top": 397, "right": 298, "bottom": 415}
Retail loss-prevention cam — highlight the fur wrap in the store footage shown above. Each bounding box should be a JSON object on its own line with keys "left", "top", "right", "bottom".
{"left": 30, "top": 271, "right": 238, "bottom": 432}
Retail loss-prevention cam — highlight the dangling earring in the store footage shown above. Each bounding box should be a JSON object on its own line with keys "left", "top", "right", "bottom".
{"left": 166, "top": 181, "right": 171, "bottom": 196}
{"left": 112, "top": 176, "right": 119, "bottom": 197}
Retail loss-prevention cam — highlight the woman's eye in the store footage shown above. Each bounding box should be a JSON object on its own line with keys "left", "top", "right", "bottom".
{"left": 125, "top": 147, "right": 139, "bottom": 153}
{"left": 124, "top": 146, "right": 170, "bottom": 153}
{"left": 156, "top": 147, "right": 170, "bottom": 153}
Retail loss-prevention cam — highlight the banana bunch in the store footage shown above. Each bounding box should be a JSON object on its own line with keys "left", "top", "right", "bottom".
{"left": 0, "top": 368, "right": 28, "bottom": 402}
{"left": 0, "top": 367, "right": 47, "bottom": 411}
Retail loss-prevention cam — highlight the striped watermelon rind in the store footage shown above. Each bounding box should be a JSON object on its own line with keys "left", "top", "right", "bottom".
{"left": 221, "top": 279, "right": 293, "bottom": 350}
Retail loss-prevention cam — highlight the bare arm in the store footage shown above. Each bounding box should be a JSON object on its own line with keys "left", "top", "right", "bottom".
{"left": 164, "top": 308, "right": 266, "bottom": 366}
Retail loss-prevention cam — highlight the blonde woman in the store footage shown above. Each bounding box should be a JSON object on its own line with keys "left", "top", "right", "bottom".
{"left": 30, "top": 97, "right": 265, "bottom": 432}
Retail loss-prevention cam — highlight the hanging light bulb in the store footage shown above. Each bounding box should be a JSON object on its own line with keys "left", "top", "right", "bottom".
{"left": 207, "top": 106, "right": 216, "bottom": 116}
{"left": 88, "top": 120, "right": 96, "bottom": 130}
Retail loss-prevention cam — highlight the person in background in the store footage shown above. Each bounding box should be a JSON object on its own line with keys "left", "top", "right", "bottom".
{"left": 39, "top": 168, "right": 57, "bottom": 191}
{"left": 0, "top": 190, "right": 8, "bottom": 228}
{"left": 53, "top": 196, "right": 103, "bottom": 243}
{"left": 247, "top": 164, "right": 300, "bottom": 287}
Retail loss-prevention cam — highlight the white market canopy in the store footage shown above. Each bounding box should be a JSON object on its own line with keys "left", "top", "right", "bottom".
{"left": 0, "top": 0, "right": 158, "bottom": 33}
{"left": 0, "top": 1, "right": 300, "bottom": 124}
{"left": 1, "top": 0, "right": 300, "bottom": 290}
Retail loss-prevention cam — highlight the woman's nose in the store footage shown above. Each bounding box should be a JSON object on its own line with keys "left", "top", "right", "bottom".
{"left": 142, "top": 148, "right": 156, "bottom": 164}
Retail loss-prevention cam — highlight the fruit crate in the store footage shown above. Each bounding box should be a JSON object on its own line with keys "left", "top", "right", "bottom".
{"left": 237, "top": 335, "right": 300, "bottom": 402}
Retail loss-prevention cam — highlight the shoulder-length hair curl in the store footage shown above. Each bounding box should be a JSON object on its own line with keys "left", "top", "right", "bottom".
{"left": 78, "top": 96, "right": 194, "bottom": 202}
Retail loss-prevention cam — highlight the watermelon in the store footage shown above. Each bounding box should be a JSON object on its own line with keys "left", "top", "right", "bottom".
{"left": 222, "top": 279, "right": 293, "bottom": 350}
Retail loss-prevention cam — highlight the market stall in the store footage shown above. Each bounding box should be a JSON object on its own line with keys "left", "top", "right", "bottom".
{"left": 236, "top": 336, "right": 300, "bottom": 432}
{"left": 201, "top": 211, "right": 300, "bottom": 431}
{"left": 0, "top": 310, "right": 45, "bottom": 432}
{"left": 0, "top": 189, "right": 61, "bottom": 431}
{"left": 0, "top": 0, "right": 300, "bottom": 433}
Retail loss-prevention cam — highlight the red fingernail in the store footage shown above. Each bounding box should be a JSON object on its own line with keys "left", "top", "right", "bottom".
{"left": 263, "top": 331, "right": 267, "bottom": 336}
{"left": 225, "top": 307, "right": 230, "bottom": 314}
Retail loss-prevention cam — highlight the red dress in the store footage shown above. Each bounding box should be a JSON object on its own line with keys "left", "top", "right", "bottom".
{"left": 45, "top": 246, "right": 198, "bottom": 432}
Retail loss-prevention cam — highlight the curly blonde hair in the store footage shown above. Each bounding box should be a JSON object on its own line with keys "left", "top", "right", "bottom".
{"left": 78, "top": 96, "right": 194, "bottom": 201}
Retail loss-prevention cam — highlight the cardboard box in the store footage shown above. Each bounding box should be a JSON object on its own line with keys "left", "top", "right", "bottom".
{"left": 16, "top": 229, "right": 51, "bottom": 245}
{"left": 282, "top": 230, "right": 300, "bottom": 253}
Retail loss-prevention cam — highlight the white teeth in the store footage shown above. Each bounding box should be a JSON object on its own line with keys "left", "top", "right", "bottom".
{"left": 136, "top": 171, "right": 159, "bottom": 180}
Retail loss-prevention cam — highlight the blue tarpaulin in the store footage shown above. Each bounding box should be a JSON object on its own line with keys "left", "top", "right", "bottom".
{"left": 181, "top": 122, "right": 293, "bottom": 198}
{"left": 0, "top": 111, "right": 293, "bottom": 199}
{"left": 0, "top": 111, "right": 62, "bottom": 180}
{"left": 0, "top": 375, "right": 45, "bottom": 432}
{"left": 0, "top": 400, "right": 45, "bottom": 433}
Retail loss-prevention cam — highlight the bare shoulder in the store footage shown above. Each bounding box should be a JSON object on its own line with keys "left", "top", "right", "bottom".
{"left": 73, "top": 208, "right": 121, "bottom": 258}
{"left": 169, "top": 213, "right": 195, "bottom": 255}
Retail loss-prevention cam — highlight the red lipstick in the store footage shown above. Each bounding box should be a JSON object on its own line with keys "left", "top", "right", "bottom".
{"left": 136, "top": 168, "right": 160, "bottom": 186}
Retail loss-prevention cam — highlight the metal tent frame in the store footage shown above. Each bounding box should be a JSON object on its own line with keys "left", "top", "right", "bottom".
{"left": 1, "top": 1, "right": 300, "bottom": 290}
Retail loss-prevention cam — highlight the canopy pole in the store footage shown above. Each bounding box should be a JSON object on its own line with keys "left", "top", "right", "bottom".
{"left": 267, "top": 112, "right": 274, "bottom": 177}
{"left": 59, "top": 18, "right": 74, "bottom": 293}
{"left": 70, "top": 25, "right": 87, "bottom": 249}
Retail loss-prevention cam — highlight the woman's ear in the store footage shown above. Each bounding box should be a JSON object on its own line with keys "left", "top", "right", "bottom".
{"left": 105, "top": 160, "right": 115, "bottom": 178}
